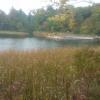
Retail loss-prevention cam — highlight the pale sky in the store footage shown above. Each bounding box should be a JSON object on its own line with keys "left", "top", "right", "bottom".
{"left": 0, "top": 0, "right": 100, "bottom": 14}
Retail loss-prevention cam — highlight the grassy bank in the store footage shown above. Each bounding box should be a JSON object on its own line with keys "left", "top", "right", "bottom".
{"left": 0, "top": 47, "right": 100, "bottom": 100}
{"left": 0, "top": 31, "right": 29, "bottom": 38}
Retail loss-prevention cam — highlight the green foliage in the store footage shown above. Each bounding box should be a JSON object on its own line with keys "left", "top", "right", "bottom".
{"left": 47, "top": 14, "right": 68, "bottom": 32}
{"left": 74, "top": 7, "right": 92, "bottom": 24}
{"left": 0, "top": 3, "right": 100, "bottom": 35}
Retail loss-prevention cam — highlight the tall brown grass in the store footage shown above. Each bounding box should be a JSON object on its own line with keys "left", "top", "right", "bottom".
{"left": 0, "top": 47, "right": 99, "bottom": 100}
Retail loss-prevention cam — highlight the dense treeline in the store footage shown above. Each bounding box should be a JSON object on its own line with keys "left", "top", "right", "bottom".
{"left": 0, "top": 9, "right": 30, "bottom": 32}
{"left": 0, "top": 3, "right": 100, "bottom": 35}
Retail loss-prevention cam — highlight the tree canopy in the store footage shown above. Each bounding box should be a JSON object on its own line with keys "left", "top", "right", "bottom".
{"left": 0, "top": 2, "right": 100, "bottom": 35}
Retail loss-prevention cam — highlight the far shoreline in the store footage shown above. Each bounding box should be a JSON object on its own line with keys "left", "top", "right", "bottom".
{"left": 33, "top": 31, "right": 100, "bottom": 41}
{"left": 0, "top": 31, "right": 100, "bottom": 41}
{"left": 0, "top": 31, "right": 30, "bottom": 38}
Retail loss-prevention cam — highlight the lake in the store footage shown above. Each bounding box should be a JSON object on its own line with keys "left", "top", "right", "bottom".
{"left": 0, "top": 37, "right": 99, "bottom": 51}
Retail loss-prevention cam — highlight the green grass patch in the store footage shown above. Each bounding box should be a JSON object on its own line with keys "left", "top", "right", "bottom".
{"left": 0, "top": 30, "right": 29, "bottom": 38}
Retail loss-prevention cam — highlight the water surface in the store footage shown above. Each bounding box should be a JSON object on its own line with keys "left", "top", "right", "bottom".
{"left": 0, "top": 37, "right": 99, "bottom": 51}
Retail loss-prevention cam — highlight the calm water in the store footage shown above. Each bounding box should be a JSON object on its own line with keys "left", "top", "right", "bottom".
{"left": 0, "top": 37, "right": 99, "bottom": 51}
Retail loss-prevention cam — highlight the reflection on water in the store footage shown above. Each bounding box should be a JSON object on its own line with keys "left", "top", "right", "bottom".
{"left": 0, "top": 37, "right": 99, "bottom": 51}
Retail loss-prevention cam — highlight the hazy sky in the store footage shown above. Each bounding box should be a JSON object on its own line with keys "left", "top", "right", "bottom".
{"left": 0, "top": 0, "right": 100, "bottom": 14}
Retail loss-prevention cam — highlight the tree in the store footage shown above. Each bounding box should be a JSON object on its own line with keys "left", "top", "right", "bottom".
{"left": 74, "top": 7, "right": 92, "bottom": 24}
{"left": 47, "top": 14, "right": 68, "bottom": 32}
{"left": 80, "top": 4, "right": 100, "bottom": 35}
